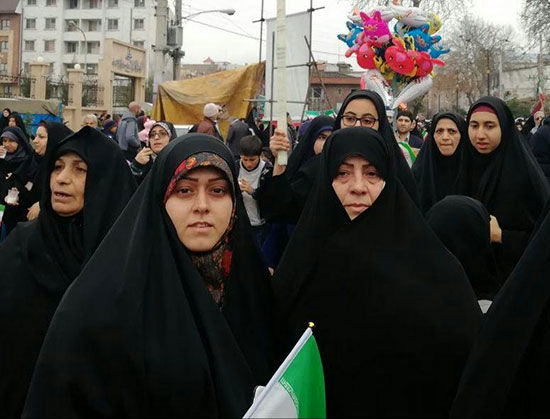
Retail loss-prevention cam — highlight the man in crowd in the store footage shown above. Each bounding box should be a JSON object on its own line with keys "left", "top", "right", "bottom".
{"left": 197, "top": 103, "right": 223, "bottom": 141}
{"left": 117, "top": 101, "right": 141, "bottom": 160}
{"left": 395, "top": 109, "right": 424, "bottom": 149}
{"left": 227, "top": 117, "right": 253, "bottom": 159}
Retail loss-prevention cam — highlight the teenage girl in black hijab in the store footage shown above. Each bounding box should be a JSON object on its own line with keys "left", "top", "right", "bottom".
{"left": 7, "top": 112, "right": 29, "bottom": 140}
{"left": 455, "top": 96, "right": 549, "bottom": 281}
{"left": 0, "top": 126, "right": 136, "bottom": 418}
{"left": 0, "top": 108, "right": 10, "bottom": 132}
{"left": 451, "top": 208, "right": 550, "bottom": 418}
{"left": 0, "top": 126, "right": 34, "bottom": 235}
{"left": 23, "top": 134, "right": 272, "bottom": 418}
{"left": 412, "top": 111, "right": 466, "bottom": 213}
{"left": 426, "top": 195, "right": 500, "bottom": 305}
{"left": 273, "top": 127, "right": 481, "bottom": 417}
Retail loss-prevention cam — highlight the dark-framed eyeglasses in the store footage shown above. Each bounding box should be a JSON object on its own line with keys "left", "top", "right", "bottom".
{"left": 341, "top": 114, "right": 378, "bottom": 127}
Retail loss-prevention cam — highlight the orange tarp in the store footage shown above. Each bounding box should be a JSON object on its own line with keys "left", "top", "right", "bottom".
{"left": 152, "top": 62, "right": 265, "bottom": 138}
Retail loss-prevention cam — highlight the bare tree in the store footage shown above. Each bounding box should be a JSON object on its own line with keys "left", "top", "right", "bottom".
{"left": 433, "top": 15, "right": 518, "bottom": 106}
{"left": 521, "top": 0, "right": 550, "bottom": 42}
{"left": 344, "top": 0, "right": 471, "bottom": 21}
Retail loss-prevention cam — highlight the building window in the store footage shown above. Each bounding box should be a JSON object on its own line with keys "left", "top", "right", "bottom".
{"left": 86, "top": 63, "right": 98, "bottom": 74}
{"left": 49, "top": 63, "right": 54, "bottom": 73}
{"left": 107, "top": 0, "right": 118, "bottom": 7}
{"left": 27, "top": 0, "right": 36, "bottom": 5}
{"left": 86, "top": 41, "right": 100, "bottom": 54}
{"left": 86, "top": 19, "right": 101, "bottom": 31}
{"left": 24, "top": 40, "right": 35, "bottom": 51}
{"left": 44, "top": 40, "right": 56, "bottom": 52}
{"left": 133, "top": 18, "right": 144, "bottom": 30}
{"left": 0, "top": 63, "right": 7, "bottom": 74}
{"left": 85, "top": 0, "right": 101, "bottom": 8}
{"left": 107, "top": 19, "right": 118, "bottom": 30}
{"left": 1, "top": 19, "right": 10, "bottom": 30}
{"left": 133, "top": 40, "right": 144, "bottom": 48}
{"left": 312, "top": 86, "right": 322, "bottom": 98}
{"left": 65, "top": 19, "right": 78, "bottom": 31}
{"left": 134, "top": 0, "right": 144, "bottom": 7}
{"left": 45, "top": 18, "right": 56, "bottom": 30}
{"left": 0, "top": 41, "right": 7, "bottom": 52}
{"left": 46, "top": 0, "right": 56, "bottom": 5}
{"left": 25, "top": 18, "right": 36, "bottom": 29}
{"left": 23, "top": 62, "right": 30, "bottom": 74}
{"left": 3, "top": 85, "right": 13, "bottom": 95}
{"left": 68, "top": 0, "right": 78, "bottom": 9}
{"left": 65, "top": 41, "right": 78, "bottom": 53}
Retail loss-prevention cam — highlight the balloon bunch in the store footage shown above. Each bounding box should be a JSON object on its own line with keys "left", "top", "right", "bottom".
{"left": 337, "top": 2, "right": 450, "bottom": 108}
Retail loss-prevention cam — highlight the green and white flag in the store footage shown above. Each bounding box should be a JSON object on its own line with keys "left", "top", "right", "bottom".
{"left": 243, "top": 325, "right": 325, "bottom": 418}
{"left": 0, "top": 204, "right": 5, "bottom": 225}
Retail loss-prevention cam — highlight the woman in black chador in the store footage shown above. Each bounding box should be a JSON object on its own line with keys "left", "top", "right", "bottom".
{"left": 23, "top": 134, "right": 272, "bottom": 418}
{"left": 273, "top": 127, "right": 481, "bottom": 417}
{"left": 412, "top": 111, "right": 466, "bottom": 213}
{"left": 455, "top": 97, "right": 549, "bottom": 280}
{"left": 0, "top": 126, "right": 136, "bottom": 419}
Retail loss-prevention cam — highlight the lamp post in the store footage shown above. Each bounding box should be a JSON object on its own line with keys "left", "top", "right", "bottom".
{"left": 171, "top": 8, "right": 236, "bottom": 80}
{"left": 68, "top": 20, "right": 87, "bottom": 74}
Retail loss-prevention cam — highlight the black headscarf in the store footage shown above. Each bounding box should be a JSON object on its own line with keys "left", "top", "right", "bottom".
{"left": 450, "top": 207, "right": 550, "bottom": 419}
{"left": 23, "top": 134, "right": 272, "bottom": 418}
{"left": 285, "top": 115, "right": 334, "bottom": 179}
{"left": 0, "top": 126, "right": 136, "bottom": 418}
{"left": 273, "top": 127, "right": 482, "bottom": 417}
{"left": 426, "top": 195, "right": 500, "bottom": 300}
{"left": 0, "top": 126, "right": 32, "bottom": 167}
{"left": 0, "top": 108, "right": 10, "bottom": 132}
{"left": 334, "top": 89, "right": 419, "bottom": 205}
{"left": 412, "top": 112, "right": 466, "bottom": 213}
{"left": 7, "top": 112, "right": 29, "bottom": 140}
{"left": 455, "top": 96, "right": 549, "bottom": 279}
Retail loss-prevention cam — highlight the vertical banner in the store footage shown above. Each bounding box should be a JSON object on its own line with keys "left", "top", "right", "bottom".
{"left": 265, "top": 11, "right": 311, "bottom": 121}
{"left": 275, "top": 0, "right": 288, "bottom": 165}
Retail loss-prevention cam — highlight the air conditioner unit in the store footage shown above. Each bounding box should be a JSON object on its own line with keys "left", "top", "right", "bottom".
{"left": 167, "top": 26, "right": 183, "bottom": 47}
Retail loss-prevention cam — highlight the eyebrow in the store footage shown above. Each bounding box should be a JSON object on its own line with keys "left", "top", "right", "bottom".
{"left": 179, "top": 176, "right": 226, "bottom": 183}
{"left": 343, "top": 111, "right": 376, "bottom": 118}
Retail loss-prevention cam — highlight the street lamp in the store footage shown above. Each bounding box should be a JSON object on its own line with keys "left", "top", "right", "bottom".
{"left": 171, "top": 9, "right": 236, "bottom": 80}
{"left": 68, "top": 20, "right": 87, "bottom": 74}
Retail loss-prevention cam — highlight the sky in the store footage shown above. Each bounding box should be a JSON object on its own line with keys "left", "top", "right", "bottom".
{"left": 179, "top": 0, "right": 525, "bottom": 66}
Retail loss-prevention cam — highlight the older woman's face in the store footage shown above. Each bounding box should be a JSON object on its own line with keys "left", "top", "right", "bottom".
{"left": 149, "top": 126, "right": 170, "bottom": 154}
{"left": 165, "top": 166, "right": 233, "bottom": 252}
{"left": 33, "top": 126, "right": 48, "bottom": 156}
{"left": 332, "top": 155, "right": 385, "bottom": 220}
{"left": 434, "top": 118, "right": 461, "bottom": 157}
{"left": 50, "top": 152, "right": 87, "bottom": 217}
{"left": 2, "top": 137, "right": 18, "bottom": 153}
{"left": 2, "top": 109, "right": 9, "bottom": 118}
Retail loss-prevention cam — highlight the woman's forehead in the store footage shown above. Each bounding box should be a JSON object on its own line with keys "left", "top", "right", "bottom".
{"left": 470, "top": 111, "right": 499, "bottom": 123}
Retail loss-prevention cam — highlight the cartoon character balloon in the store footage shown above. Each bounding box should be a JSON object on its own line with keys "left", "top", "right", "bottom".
{"left": 360, "top": 10, "right": 392, "bottom": 47}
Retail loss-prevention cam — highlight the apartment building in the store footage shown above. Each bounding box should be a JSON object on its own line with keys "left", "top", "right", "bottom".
{"left": 0, "top": 0, "right": 22, "bottom": 97}
{"left": 20, "top": 0, "right": 155, "bottom": 76}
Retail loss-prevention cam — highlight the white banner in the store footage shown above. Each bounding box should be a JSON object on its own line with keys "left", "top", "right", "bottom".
{"left": 265, "top": 11, "right": 311, "bottom": 120}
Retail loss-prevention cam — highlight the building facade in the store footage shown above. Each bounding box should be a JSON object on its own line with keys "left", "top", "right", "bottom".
{"left": 309, "top": 62, "right": 361, "bottom": 113}
{"left": 179, "top": 57, "right": 239, "bottom": 79}
{"left": 0, "top": 0, "right": 22, "bottom": 97}
{"left": 20, "top": 0, "right": 155, "bottom": 77}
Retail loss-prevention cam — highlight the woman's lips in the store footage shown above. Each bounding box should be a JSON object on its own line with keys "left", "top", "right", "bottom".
{"left": 188, "top": 222, "right": 213, "bottom": 232}
{"left": 52, "top": 191, "right": 72, "bottom": 202}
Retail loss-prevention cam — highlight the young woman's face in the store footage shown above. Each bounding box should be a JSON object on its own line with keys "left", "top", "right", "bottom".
{"left": 468, "top": 111, "right": 502, "bottom": 154}
{"left": 332, "top": 155, "right": 385, "bottom": 220}
{"left": 2, "top": 109, "right": 9, "bottom": 118}
{"left": 313, "top": 130, "right": 332, "bottom": 155}
{"left": 2, "top": 137, "right": 18, "bottom": 153}
{"left": 340, "top": 99, "right": 379, "bottom": 131}
{"left": 50, "top": 152, "right": 88, "bottom": 217}
{"left": 149, "top": 126, "right": 170, "bottom": 154}
{"left": 33, "top": 126, "right": 48, "bottom": 156}
{"left": 434, "top": 118, "right": 461, "bottom": 156}
{"left": 165, "top": 166, "right": 233, "bottom": 252}
{"left": 8, "top": 117, "right": 16, "bottom": 127}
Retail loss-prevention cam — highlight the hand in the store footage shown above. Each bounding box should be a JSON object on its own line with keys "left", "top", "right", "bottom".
{"left": 490, "top": 215, "right": 502, "bottom": 243}
{"left": 135, "top": 147, "right": 153, "bottom": 165}
{"left": 27, "top": 202, "right": 40, "bottom": 220}
{"left": 239, "top": 179, "right": 253, "bottom": 195}
{"left": 269, "top": 128, "right": 290, "bottom": 159}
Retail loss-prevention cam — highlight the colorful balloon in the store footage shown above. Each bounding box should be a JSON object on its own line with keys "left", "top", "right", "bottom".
{"left": 392, "top": 76, "right": 433, "bottom": 109}
{"left": 361, "top": 69, "right": 393, "bottom": 107}
{"left": 390, "top": 4, "right": 429, "bottom": 27}
{"left": 360, "top": 10, "right": 392, "bottom": 47}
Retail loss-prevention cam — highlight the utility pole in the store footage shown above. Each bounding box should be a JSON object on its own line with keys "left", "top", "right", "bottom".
{"left": 538, "top": 34, "right": 545, "bottom": 97}
{"left": 172, "top": 0, "right": 183, "bottom": 80}
{"left": 486, "top": 51, "right": 490, "bottom": 96}
{"left": 153, "top": 0, "right": 169, "bottom": 102}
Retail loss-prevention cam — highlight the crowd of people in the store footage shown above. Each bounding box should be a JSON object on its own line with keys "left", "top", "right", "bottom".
{"left": 2, "top": 89, "right": 550, "bottom": 417}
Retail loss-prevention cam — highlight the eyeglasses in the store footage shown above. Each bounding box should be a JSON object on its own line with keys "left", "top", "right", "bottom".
{"left": 149, "top": 130, "right": 169, "bottom": 139}
{"left": 341, "top": 114, "right": 378, "bottom": 127}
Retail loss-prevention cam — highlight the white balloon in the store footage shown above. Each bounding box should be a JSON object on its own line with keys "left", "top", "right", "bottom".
{"left": 390, "top": 5, "right": 429, "bottom": 27}
{"left": 361, "top": 69, "right": 393, "bottom": 108}
{"left": 392, "top": 76, "right": 433, "bottom": 109}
